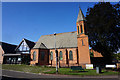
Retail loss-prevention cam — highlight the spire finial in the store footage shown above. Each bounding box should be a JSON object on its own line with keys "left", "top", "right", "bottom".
{"left": 76, "top": 6, "right": 86, "bottom": 22}
{"left": 79, "top": 3, "right": 81, "bottom": 9}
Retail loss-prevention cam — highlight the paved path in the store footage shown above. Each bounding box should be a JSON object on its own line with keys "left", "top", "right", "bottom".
{"left": 1, "top": 69, "right": 119, "bottom": 80}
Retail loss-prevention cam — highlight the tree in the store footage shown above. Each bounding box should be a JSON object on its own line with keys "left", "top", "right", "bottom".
{"left": 86, "top": 2, "right": 120, "bottom": 63}
{"left": 113, "top": 53, "right": 120, "bottom": 62}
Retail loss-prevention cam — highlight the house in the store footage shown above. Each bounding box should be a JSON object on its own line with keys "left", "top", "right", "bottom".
{"left": 0, "top": 38, "right": 35, "bottom": 64}
{"left": 15, "top": 38, "right": 35, "bottom": 64}
{"left": 30, "top": 8, "right": 94, "bottom": 68}
{"left": 0, "top": 42, "right": 17, "bottom": 64}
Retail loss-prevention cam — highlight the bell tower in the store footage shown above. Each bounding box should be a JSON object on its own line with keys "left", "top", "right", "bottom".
{"left": 76, "top": 8, "right": 91, "bottom": 66}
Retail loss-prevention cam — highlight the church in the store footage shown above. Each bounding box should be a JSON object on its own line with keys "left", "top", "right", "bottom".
{"left": 30, "top": 8, "right": 102, "bottom": 67}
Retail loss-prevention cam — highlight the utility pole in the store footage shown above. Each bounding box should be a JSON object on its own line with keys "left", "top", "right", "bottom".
{"left": 54, "top": 33, "right": 58, "bottom": 73}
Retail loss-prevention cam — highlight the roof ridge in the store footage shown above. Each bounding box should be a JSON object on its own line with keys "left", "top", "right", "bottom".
{"left": 0, "top": 41, "right": 17, "bottom": 46}
{"left": 41, "top": 31, "right": 77, "bottom": 36}
{"left": 23, "top": 38, "right": 35, "bottom": 43}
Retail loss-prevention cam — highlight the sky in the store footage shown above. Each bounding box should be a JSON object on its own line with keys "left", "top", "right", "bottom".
{"left": 2, "top": 2, "right": 118, "bottom": 45}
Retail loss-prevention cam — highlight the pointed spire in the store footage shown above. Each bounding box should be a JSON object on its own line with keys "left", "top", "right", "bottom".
{"left": 76, "top": 7, "right": 86, "bottom": 22}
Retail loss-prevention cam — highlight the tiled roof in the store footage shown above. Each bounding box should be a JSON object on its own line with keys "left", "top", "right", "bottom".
{"left": 34, "top": 31, "right": 78, "bottom": 49}
{"left": 24, "top": 38, "right": 35, "bottom": 49}
{"left": 15, "top": 38, "right": 35, "bottom": 50}
{"left": 0, "top": 42, "right": 17, "bottom": 53}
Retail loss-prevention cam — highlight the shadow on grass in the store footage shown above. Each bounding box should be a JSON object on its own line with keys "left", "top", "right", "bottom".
{"left": 69, "top": 70, "right": 88, "bottom": 73}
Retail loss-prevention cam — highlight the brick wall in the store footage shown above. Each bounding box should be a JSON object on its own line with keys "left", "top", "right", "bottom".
{"left": 76, "top": 20, "right": 91, "bottom": 68}
{"left": 0, "top": 46, "right": 4, "bottom": 64}
{"left": 30, "top": 48, "right": 39, "bottom": 65}
{"left": 49, "top": 48, "right": 78, "bottom": 67}
{"left": 90, "top": 49, "right": 103, "bottom": 57}
{"left": 77, "top": 35, "right": 91, "bottom": 66}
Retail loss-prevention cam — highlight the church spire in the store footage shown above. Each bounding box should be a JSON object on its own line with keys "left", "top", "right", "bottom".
{"left": 76, "top": 8, "right": 85, "bottom": 22}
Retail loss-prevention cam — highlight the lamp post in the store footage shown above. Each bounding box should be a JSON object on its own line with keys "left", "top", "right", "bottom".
{"left": 54, "top": 32, "right": 58, "bottom": 73}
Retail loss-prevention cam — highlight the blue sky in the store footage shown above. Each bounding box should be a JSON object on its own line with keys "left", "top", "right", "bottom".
{"left": 2, "top": 2, "right": 117, "bottom": 45}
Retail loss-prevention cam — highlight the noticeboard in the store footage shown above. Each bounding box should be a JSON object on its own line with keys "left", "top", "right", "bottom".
{"left": 86, "top": 64, "right": 93, "bottom": 69}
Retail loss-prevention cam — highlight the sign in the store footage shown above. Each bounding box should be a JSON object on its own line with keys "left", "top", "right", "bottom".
{"left": 105, "top": 64, "right": 116, "bottom": 68}
{"left": 86, "top": 64, "right": 93, "bottom": 69}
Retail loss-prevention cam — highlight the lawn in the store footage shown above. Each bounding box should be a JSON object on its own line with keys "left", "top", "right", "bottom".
{"left": 2, "top": 64, "right": 119, "bottom": 76}
{"left": 44, "top": 68, "right": 119, "bottom": 76}
{"left": 2, "top": 64, "right": 55, "bottom": 73}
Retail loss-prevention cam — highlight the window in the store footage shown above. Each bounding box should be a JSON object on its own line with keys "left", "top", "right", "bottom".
{"left": 33, "top": 51, "right": 36, "bottom": 61}
{"left": 18, "top": 41, "right": 29, "bottom": 52}
{"left": 50, "top": 51, "right": 53, "bottom": 60}
{"left": 69, "top": 50, "right": 73, "bottom": 60}
{"left": 82, "top": 39, "right": 84, "bottom": 46}
{"left": 41, "top": 51, "right": 45, "bottom": 61}
{"left": 77, "top": 26, "right": 79, "bottom": 34}
{"left": 80, "top": 25, "right": 83, "bottom": 33}
{"left": 59, "top": 51, "right": 63, "bottom": 60}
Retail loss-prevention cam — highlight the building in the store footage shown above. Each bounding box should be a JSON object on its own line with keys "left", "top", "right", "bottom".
{"left": 0, "top": 38, "right": 35, "bottom": 64}
{"left": 0, "top": 42, "right": 17, "bottom": 64}
{"left": 30, "top": 8, "right": 93, "bottom": 67}
{"left": 15, "top": 38, "right": 35, "bottom": 64}
{"left": 90, "top": 49, "right": 103, "bottom": 57}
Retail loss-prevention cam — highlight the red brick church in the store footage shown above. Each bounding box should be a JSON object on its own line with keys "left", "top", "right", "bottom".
{"left": 30, "top": 8, "right": 102, "bottom": 67}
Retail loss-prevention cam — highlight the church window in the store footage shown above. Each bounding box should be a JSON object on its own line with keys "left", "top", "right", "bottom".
{"left": 69, "top": 50, "right": 73, "bottom": 60}
{"left": 77, "top": 26, "right": 79, "bottom": 34}
{"left": 41, "top": 51, "right": 45, "bottom": 61}
{"left": 33, "top": 51, "right": 36, "bottom": 61}
{"left": 80, "top": 25, "right": 83, "bottom": 33}
{"left": 59, "top": 51, "right": 63, "bottom": 60}
{"left": 50, "top": 51, "right": 53, "bottom": 60}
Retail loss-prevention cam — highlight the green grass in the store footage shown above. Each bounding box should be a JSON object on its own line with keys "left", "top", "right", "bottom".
{"left": 2, "top": 64, "right": 55, "bottom": 73}
{"left": 44, "top": 68, "right": 119, "bottom": 76}
{"left": 2, "top": 64, "right": 119, "bottom": 76}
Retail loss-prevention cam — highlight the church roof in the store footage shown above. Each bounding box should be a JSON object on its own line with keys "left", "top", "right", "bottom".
{"left": 39, "top": 43, "right": 47, "bottom": 49}
{"left": 76, "top": 8, "right": 86, "bottom": 22}
{"left": 33, "top": 31, "right": 78, "bottom": 49}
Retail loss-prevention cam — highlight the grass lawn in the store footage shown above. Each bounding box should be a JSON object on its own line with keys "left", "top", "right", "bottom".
{"left": 2, "top": 64, "right": 55, "bottom": 73}
{"left": 44, "top": 68, "right": 119, "bottom": 76}
{"left": 2, "top": 64, "right": 119, "bottom": 76}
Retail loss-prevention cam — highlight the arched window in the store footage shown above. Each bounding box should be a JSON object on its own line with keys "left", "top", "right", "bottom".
{"left": 80, "top": 25, "right": 83, "bottom": 33}
{"left": 33, "top": 51, "right": 36, "bottom": 61}
{"left": 69, "top": 50, "right": 73, "bottom": 60}
{"left": 77, "top": 26, "right": 79, "bottom": 34}
{"left": 59, "top": 51, "right": 63, "bottom": 60}
{"left": 50, "top": 51, "right": 53, "bottom": 60}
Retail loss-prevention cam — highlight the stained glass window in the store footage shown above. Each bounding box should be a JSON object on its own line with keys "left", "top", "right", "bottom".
{"left": 69, "top": 50, "right": 73, "bottom": 60}
{"left": 33, "top": 51, "right": 36, "bottom": 61}
{"left": 50, "top": 51, "right": 53, "bottom": 60}
{"left": 59, "top": 51, "right": 63, "bottom": 60}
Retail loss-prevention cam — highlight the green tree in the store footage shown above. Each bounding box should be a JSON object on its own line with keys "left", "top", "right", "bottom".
{"left": 86, "top": 2, "right": 120, "bottom": 63}
{"left": 113, "top": 53, "right": 120, "bottom": 62}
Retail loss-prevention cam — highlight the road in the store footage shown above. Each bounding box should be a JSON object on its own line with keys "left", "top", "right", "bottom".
{"left": 1, "top": 69, "right": 119, "bottom": 80}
